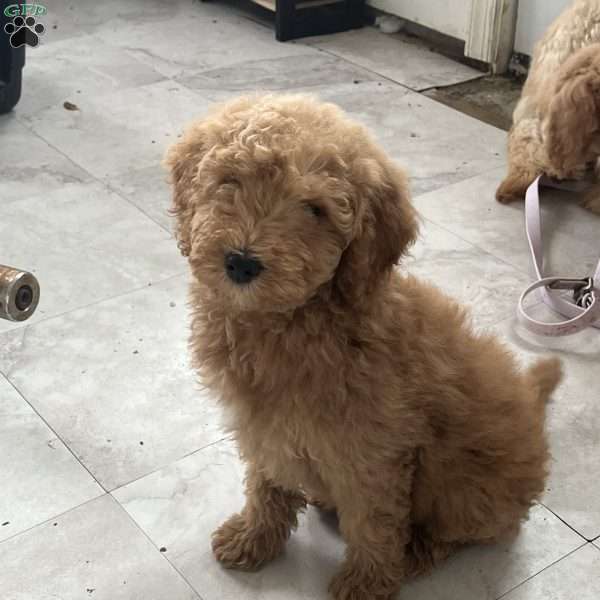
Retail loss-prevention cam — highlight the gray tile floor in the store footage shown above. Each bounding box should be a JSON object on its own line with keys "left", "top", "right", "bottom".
{"left": 1, "top": 1, "right": 599, "bottom": 598}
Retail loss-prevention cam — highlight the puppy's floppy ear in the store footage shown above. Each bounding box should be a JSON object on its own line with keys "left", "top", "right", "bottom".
{"left": 334, "top": 156, "right": 418, "bottom": 304}
{"left": 545, "top": 46, "right": 600, "bottom": 177}
{"left": 164, "top": 124, "right": 211, "bottom": 257}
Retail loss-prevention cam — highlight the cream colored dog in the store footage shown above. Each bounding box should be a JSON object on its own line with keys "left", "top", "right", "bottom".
{"left": 497, "top": 0, "right": 600, "bottom": 212}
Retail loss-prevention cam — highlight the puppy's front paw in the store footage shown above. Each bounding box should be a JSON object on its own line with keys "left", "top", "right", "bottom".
{"left": 329, "top": 565, "right": 395, "bottom": 600}
{"left": 212, "top": 513, "right": 286, "bottom": 571}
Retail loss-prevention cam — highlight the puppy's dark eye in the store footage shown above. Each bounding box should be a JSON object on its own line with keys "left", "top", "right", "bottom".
{"left": 305, "top": 202, "right": 325, "bottom": 218}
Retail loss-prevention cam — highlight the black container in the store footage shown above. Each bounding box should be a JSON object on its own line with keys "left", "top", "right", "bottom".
{"left": 0, "top": 8, "right": 26, "bottom": 113}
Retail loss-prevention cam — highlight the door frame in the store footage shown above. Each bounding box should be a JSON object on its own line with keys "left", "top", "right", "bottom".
{"left": 367, "top": 0, "right": 518, "bottom": 73}
{"left": 465, "top": 0, "right": 518, "bottom": 73}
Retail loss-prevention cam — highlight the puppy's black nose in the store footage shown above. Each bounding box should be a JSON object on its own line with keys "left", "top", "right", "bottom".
{"left": 225, "top": 251, "right": 263, "bottom": 284}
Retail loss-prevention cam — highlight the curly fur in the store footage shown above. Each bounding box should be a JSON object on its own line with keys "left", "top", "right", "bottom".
{"left": 166, "top": 94, "right": 562, "bottom": 600}
{"left": 497, "top": 0, "right": 600, "bottom": 213}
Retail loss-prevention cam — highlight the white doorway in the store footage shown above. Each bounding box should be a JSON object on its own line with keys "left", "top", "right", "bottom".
{"left": 367, "top": 0, "right": 519, "bottom": 72}
{"left": 368, "top": 0, "right": 471, "bottom": 40}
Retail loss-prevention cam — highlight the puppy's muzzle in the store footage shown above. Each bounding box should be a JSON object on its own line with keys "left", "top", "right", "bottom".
{"left": 225, "top": 251, "right": 263, "bottom": 285}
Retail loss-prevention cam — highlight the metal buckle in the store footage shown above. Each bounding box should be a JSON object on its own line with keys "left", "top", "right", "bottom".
{"left": 548, "top": 277, "right": 595, "bottom": 309}
{"left": 573, "top": 277, "right": 595, "bottom": 309}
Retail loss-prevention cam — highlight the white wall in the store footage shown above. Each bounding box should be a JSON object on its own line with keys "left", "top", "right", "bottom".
{"left": 514, "top": 0, "right": 570, "bottom": 55}
{"left": 368, "top": 0, "right": 470, "bottom": 41}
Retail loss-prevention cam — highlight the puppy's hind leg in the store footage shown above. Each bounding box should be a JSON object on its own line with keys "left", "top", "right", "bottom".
{"left": 404, "top": 527, "right": 457, "bottom": 579}
{"left": 212, "top": 464, "right": 306, "bottom": 571}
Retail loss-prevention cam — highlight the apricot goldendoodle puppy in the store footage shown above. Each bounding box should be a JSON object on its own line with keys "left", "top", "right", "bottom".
{"left": 166, "top": 94, "right": 562, "bottom": 600}
{"left": 497, "top": 0, "right": 600, "bottom": 212}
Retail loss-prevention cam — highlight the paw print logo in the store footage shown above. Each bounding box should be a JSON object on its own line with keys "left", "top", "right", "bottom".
{"left": 4, "top": 16, "right": 45, "bottom": 48}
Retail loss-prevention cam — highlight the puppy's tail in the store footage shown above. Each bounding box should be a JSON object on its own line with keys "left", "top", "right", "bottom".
{"left": 526, "top": 357, "right": 563, "bottom": 407}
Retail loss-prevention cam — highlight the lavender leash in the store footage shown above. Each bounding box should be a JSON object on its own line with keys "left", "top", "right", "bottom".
{"left": 517, "top": 176, "right": 600, "bottom": 336}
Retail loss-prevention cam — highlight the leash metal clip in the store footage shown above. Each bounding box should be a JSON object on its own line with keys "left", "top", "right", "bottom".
{"left": 548, "top": 277, "right": 595, "bottom": 308}
{"left": 573, "top": 277, "right": 595, "bottom": 309}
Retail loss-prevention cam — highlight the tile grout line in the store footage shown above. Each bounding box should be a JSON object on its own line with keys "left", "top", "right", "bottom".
{"left": 15, "top": 104, "right": 176, "bottom": 236}
{"left": 540, "top": 501, "right": 598, "bottom": 543}
{"left": 303, "top": 44, "right": 493, "bottom": 129}
{"left": 495, "top": 542, "right": 589, "bottom": 599}
{"left": 484, "top": 299, "right": 545, "bottom": 331}
{"left": 0, "top": 271, "right": 188, "bottom": 341}
{"left": 176, "top": 73, "right": 385, "bottom": 101}
{"left": 418, "top": 210, "right": 535, "bottom": 281}
{"left": 0, "top": 396, "right": 229, "bottom": 547}
{"left": 0, "top": 492, "right": 107, "bottom": 547}
{"left": 0, "top": 491, "right": 205, "bottom": 600}
{"left": 302, "top": 46, "right": 417, "bottom": 94}
{"left": 104, "top": 179, "right": 173, "bottom": 235}
{"left": 0, "top": 418, "right": 229, "bottom": 549}
{"left": 104, "top": 494, "right": 206, "bottom": 600}
{"left": 108, "top": 435, "right": 232, "bottom": 494}
{"left": 411, "top": 163, "right": 506, "bottom": 202}
{"left": 408, "top": 212, "right": 536, "bottom": 330}
{"left": 3, "top": 375, "right": 108, "bottom": 493}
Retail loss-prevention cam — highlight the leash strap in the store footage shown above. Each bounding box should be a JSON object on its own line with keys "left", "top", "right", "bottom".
{"left": 517, "top": 175, "right": 600, "bottom": 336}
